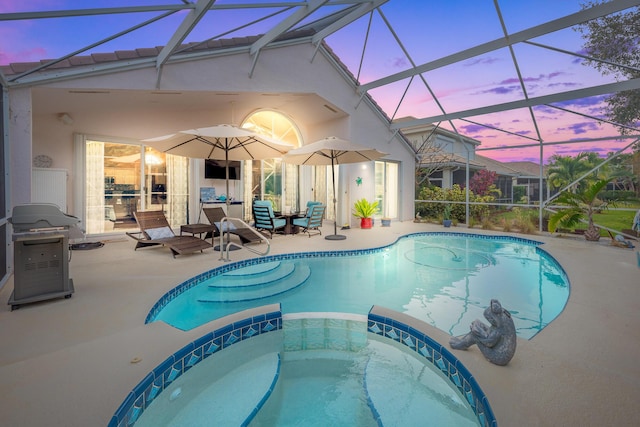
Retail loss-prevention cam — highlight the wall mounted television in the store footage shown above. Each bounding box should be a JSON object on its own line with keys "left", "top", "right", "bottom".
{"left": 204, "top": 159, "right": 241, "bottom": 180}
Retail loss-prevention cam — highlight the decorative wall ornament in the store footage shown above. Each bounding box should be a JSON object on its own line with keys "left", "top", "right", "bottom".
{"left": 33, "top": 155, "right": 53, "bottom": 168}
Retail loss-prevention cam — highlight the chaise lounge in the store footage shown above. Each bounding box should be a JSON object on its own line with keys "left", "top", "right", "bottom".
{"left": 126, "top": 211, "right": 212, "bottom": 258}
{"left": 202, "top": 207, "right": 264, "bottom": 245}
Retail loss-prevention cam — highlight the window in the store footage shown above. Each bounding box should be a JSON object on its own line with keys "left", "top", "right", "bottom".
{"left": 241, "top": 110, "right": 302, "bottom": 213}
{"left": 375, "top": 161, "right": 399, "bottom": 219}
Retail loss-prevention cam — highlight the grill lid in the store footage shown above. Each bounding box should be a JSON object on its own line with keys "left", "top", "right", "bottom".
{"left": 9, "top": 203, "right": 80, "bottom": 232}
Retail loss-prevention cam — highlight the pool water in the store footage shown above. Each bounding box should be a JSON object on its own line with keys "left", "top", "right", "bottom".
{"left": 152, "top": 233, "right": 569, "bottom": 339}
{"left": 135, "top": 319, "right": 480, "bottom": 427}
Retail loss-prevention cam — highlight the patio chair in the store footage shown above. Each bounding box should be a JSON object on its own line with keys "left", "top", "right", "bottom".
{"left": 126, "top": 210, "right": 212, "bottom": 258}
{"left": 252, "top": 200, "right": 286, "bottom": 238}
{"left": 302, "top": 200, "right": 322, "bottom": 216}
{"left": 202, "top": 207, "right": 263, "bottom": 244}
{"left": 293, "top": 204, "right": 326, "bottom": 237}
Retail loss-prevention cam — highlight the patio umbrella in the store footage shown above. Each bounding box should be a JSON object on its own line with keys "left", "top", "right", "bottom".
{"left": 284, "top": 136, "right": 387, "bottom": 240}
{"left": 143, "top": 124, "right": 293, "bottom": 248}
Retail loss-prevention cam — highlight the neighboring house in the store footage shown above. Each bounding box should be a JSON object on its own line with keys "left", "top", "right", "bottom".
{"left": 397, "top": 120, "right": 481, "bottom": 189}
{"left": 504, "top": 161, "right": 549, "bottom": 203}
{"left": 397, "top": 119, "right": 548, "bottom": 204}
{"left": 473, "top": 155, "right": 521, "bottom": 202}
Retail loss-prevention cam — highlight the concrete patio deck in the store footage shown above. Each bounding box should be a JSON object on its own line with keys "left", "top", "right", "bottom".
{"left": 0, "top": 221, "right": 638, "bottom": 426}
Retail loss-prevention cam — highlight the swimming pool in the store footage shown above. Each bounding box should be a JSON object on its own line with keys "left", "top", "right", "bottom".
{"left": 112, "top": 307, "right": 494, "bottom": 427}
{"left": 148, "top": 233, "right": 570, "bottom": 339}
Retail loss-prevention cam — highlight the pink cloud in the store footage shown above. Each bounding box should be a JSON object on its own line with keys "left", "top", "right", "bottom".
{"left": 0, "top": 47, "right": 48, "bottom": 65}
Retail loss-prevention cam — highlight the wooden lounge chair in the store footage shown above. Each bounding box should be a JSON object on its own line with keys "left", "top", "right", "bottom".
{"left": 126, "top": 211, "right": 212, "bottom": 258}
{"left": 202, "top": 207, "right": 264, "bottom": 245}
{"left": 293, "top": 204, "right": 326, "bottom": 237}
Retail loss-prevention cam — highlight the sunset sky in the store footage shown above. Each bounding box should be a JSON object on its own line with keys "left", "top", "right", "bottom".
{"left": 1, "top": 0, "right": 638, "bottom": 164}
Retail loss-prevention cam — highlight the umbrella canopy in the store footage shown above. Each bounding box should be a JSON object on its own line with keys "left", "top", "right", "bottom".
{"left": 143, "top": 124, "right": 293, "bottom": 161}
{"left": 284, "top": 136, "right": 387, "bottom": 240}
{"left": 283, "top": 136, "right": 387, "bottom": 166}
{"left": 143, "top": 124, "right": 293, "bottom": 248}
{"left": 143, "top": 125, "right": 293, "bottom": 199}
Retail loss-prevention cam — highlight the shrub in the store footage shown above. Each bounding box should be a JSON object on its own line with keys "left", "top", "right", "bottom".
{"left": 512, "top": 207, "right": 536, "bottom": 234}
{"left": 481, "top": 217, "right": 494, "bottom": 230}
{"left": 416, "top": 184, "right": 497, "bottom": 224}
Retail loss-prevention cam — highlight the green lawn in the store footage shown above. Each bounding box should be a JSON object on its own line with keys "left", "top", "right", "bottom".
{"left": 488, "top": 202, "right": 639, "bottom": 236}
{"left": 418, "top": 200, "right": 640, "bottom": 237}
{"left": 576, "top": 207, "right": 638, "bottom": 235}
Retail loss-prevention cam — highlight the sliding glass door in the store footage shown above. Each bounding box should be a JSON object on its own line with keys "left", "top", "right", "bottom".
{"left": 85, "top": 139, "right": 188, "bottom": 234}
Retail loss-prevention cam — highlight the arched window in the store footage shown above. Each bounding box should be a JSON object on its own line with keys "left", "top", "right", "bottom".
{"left": 242, "top": 110, "right": 302, "bottom": 213}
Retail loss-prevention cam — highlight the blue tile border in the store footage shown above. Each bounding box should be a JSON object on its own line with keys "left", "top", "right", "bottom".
{"left": 145, "top": 231, "right": 552, "bottom": 325}
{"left": 367, "top": 309, "right": 498, "bottom": 427}
{"left": 109, "top": 307, "right": 283, "bottom": 427}
{"left": 114, "top": 305, "right": 496, "bottom": 426}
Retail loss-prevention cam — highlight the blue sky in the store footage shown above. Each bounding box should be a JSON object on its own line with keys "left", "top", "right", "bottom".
{"left": 1, "top": 0, "right": 636, "bottom": 163}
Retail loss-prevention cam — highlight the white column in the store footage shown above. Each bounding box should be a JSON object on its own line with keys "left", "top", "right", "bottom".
{"left": 9, "top": 87, "right": 32, "bottom": 206}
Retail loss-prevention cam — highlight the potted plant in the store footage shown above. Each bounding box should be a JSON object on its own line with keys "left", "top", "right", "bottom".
{"left": 547, "top": 178, "right": 611, "bottom": 241}
{"left": 443, "top": 204, "right": 453, "bottom": 227}
{"left": 353, "top": 198, "right": 379, "bottom": 229}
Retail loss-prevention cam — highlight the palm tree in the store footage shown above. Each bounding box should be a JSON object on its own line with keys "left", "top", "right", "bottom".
{"left": 547, "top": 154, "right": 589, "bottom": 192}
{"left": 547, "top": 178, "right": 611, "bottom": 241}
{"left": 546, "top": 152, "right": 606, "bottom": 193}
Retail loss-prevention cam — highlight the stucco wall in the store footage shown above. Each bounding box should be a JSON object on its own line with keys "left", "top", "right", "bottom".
{"left": 14, "top": 42, "right": 414, "bottom": 227}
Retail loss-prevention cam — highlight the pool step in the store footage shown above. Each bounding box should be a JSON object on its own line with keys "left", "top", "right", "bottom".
{"left": 221, "top": 261, "right": 281, "bottom": 277}
{"left": 209, "top": 262, "right": 294, "bottom": 289}
{"left": 164, "top": 352, "right": 280, "bottom": 427}
{"left": 198, "top": 264, "right": 311, "bottom": 303}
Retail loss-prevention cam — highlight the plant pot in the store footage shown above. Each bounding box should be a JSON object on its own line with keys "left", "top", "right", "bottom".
{"left": 360, "top": 218, "right": 373, "bottom": 229}
{"left": 443, "top": 219, "right": 452, "bottom": 228}
{"left": 381, "top": 218, "right": 391, "bottom": 227}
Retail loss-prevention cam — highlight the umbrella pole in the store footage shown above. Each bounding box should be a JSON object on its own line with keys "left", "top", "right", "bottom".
{"left": 214, "top": 138, "right": 240, "bottom": 252}
{"left": 325, "top": 155, "right": 346, "bottom": 240}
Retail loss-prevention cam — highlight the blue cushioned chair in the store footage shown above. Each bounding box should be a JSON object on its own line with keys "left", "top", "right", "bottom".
{"left": 253, "top": 200, "right": 286, "bottom": 238}
{"left": 293, "top": 204, "right": 325, "bottom": 237}
{"left": 304, "top": 201, "right": 322, "bottom": 215}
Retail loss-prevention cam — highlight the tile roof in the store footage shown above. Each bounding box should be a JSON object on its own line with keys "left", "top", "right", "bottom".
{"left": 504, "top": 161, "right": 548, "bottom": 177}
{"left": 0, "top": 31, "right": 307, "bottom": 77}
{"left": 474, "top": 154, "right": 521, "bottom": 176}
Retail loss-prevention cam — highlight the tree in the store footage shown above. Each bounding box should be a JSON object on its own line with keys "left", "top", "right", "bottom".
{"left": 469, "top": 169, "right": 498, "bottom": 196}
{"left": 546, "top": 153, "right": 594, "bottom": 192}
{"left": 606, "top": 152, "right": 637, "bottom": 193}
{"left": 413, "top": 130, "right": 456, "bottom": 191}
{"left": 576, "top": 2, "right": 640, "bottom": 140}
{"left": 548, "top": 178, "right": 612, "bottom": 241}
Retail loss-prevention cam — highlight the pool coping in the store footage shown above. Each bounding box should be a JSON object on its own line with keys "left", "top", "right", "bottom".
{"left": 111, "top": 304, "right": 496, "bottom": 427}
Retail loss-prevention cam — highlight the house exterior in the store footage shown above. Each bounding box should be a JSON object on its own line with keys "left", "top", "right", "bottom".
{"left": 1, "top": 34, "right": 415, "bottom": 280}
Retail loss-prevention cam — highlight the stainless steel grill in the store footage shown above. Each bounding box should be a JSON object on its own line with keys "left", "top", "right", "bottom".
{"left": 8, "top": 204, "right": 80, "bottom": 310}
